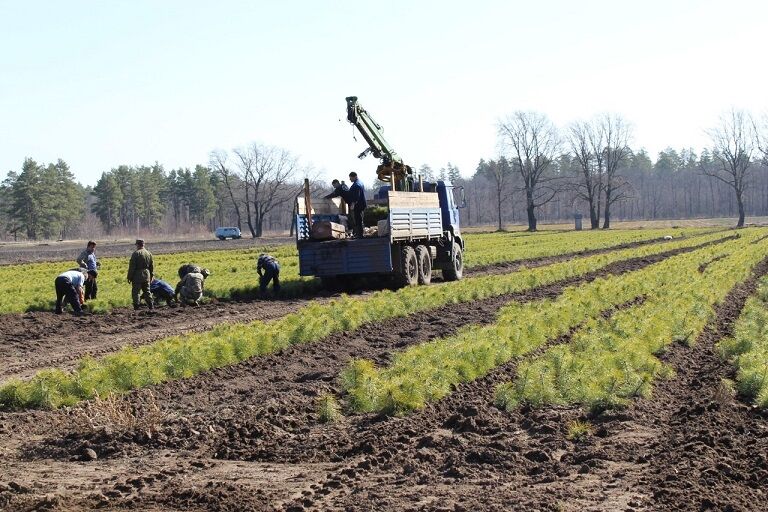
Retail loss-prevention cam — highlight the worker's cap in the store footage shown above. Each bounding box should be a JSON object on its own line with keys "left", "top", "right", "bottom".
{"left": 87, "top": 269, "right": 98, "bottom": 278}
{"left": 201, "top": 268, "right": 211, "bottom": 277}
{"left": 135, "top": 239, "right": 144, "bottom": 245}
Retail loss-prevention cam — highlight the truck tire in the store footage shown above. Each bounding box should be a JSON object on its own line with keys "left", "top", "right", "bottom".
{"left": 218, "top": 236, "right": 226, "bottom": 241}
{"left": 415, "top": 245, "right": 432, "bottom": 285}
{"left": 442, "top": 242, "right": 463, "bottom": 281}
{"left": 395, "top": 245, "right": 419, "bottom": 287}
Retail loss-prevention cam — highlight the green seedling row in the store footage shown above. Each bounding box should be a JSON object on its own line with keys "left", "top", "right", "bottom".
{"left": 341, "top": 231, "right": 763, "bottom": 415}
{"left": 719, "top": 276, "right": 768, "bottom": 408}
{"left": 497, "top": 236, "right": 767, "bottom": 412}
{"left": 0, "top": 228, "right": 716, "bottom": 313}
{"left": 0, "top": 230, "right": 736, "bottom": 410}
{"left": 463, "top": 227, "right": 718, "bottom": 267}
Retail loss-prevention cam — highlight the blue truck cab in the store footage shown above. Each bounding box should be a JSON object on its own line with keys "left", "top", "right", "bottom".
{"left": 296, "top": 181, "right": 465, "bottom": 287}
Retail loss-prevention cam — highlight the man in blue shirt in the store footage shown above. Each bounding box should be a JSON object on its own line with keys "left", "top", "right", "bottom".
{"left": 54, "top": 269, "right": 94, "bottom": 315}
{"left": 346, "top": 172, "right": 367, "bottom": 238}
{"left": 76, "top": 241, "right": 99, "bottom": 300}
{"left": 150, "top": 277, "right": 177, "bottom": 306}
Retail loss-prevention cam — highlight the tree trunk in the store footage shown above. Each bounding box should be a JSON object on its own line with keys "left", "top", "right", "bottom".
{"left": 497, "top": 186, "right": 503, "bottom": 231}
{"left": 603, "top": 188, "right": 612, "bottom": 229}
{"left": 526, "top": 191, "right": 537, "bottom": 231}
{"left": 589, "top": 201, "right": 599, "bottom": 229}
{"left": 736, "top": 192, "right": 745, "bottom": 227}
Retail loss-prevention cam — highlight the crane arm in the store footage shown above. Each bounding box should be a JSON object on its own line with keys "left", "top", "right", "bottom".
{"left": 345, "top": 96, "right": 412, "bottom": 189}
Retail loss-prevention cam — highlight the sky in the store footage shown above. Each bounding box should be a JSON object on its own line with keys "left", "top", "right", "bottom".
{"left": 1, "top": 0, "right": 766, "bottom": 187}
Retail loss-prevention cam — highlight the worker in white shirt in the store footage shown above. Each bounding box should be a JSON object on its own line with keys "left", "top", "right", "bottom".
{"left": 54, "top": 269, "right": 95, "bottom": 315}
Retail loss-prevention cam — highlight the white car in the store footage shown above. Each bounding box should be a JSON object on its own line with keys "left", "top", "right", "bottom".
{"left": 215, "top": 227, "right": 242, "bottom": 240}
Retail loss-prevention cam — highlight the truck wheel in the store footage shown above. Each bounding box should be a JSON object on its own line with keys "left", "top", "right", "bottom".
{"left": 442, "top": 242, "right": 463, "bottom": 281}
{"left": 415, "top": 245, "right": 432, "bottom": 285}
{"left": 395, "top": 246, "right": 419, "bottom": 287}
{"left": 218, "top": 236, "right": 226, "bottom": 241}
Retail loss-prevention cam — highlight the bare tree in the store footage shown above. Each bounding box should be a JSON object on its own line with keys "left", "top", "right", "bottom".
{"left": 598, "top": 114, "right": 633, "bottom": 229}
{"left": 234, "top": 143, "right": 304, "bottom": 238}
{"left": 209, "top": 150, "right": 243, "bottom": 230}
{"left": 703, "top": 109, "right": 756, "bottom": 227}
{"left": 498, "top": 111, "right": 562, "bottom": 231}
{"left": 567, "top": 121, "right": 602, "bottom": 229}
{"left": 476, "top": 158, "right": 513, "bottom": 231}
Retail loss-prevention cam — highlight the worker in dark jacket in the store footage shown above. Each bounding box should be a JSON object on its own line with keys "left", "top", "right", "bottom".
{"left": 347, "top": 172, "right": 366, "bottom": 237}
{"left": 150, "top": 277, "right": 177, "bottom": 306}
{"left": 178, "top": 263, "right": 202, "bottom": 279}
{"left": 324, "top": 179, "right": 349, "bottom": 199}
{"left": 54, "top": 269, "right": 94, "bottom": 315}
{"left": 127, "top": 239, "right": 154, "bottom": 310}
{"left": 257, "top": 253, "right": 280, "bottom": 295}
{"left": 76, "top": 241, "right": 100, "bottom": 300}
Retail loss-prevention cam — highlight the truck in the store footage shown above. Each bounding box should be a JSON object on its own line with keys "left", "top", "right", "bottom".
{"left": 295, "top": 96, "right": 465, "bottom": 287}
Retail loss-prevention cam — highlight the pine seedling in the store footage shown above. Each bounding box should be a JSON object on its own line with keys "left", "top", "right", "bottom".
{"left": 566, "top": 419, "right": 593, "bottom": 441}
{"left": 316, "top": 393, "right": 342, "bottom": 423}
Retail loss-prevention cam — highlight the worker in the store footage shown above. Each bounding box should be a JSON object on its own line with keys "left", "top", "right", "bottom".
{"left": 175, "top": 268, "right": 209, "bottom": 306}
{"left": 127, "top": 239, "right": 154, "bottom": 310}
{"left": 76, "top": 240, "right": 100, "bottom": 300}
{"left": 150, "top": 277, "right": 177, "bottom": 307}
{"left": 54, "top": 268, "right": 95, "bottom": 315}
{"left": 347, "top": 171, "right": 367, "bottom": 237}
{"left": 256, "top": 253, "right": 280, "bottom": 295}
{"left": 178, "top": 263, "right": 202, "bottom": 279}
{"left": 324, "top": 179, "right": 349, "bottom": 199}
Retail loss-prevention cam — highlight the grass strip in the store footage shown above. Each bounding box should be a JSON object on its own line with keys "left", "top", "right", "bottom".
{"left": 0, "top": 230, "right": 737, "bottom": 410}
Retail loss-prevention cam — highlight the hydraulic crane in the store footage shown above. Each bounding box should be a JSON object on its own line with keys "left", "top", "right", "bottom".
{"left": 345, "top": 96, "right": 413, "bottom": 191}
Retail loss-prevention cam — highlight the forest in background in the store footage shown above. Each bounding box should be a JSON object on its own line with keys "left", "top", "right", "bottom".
{"left": 2, "top": 109, "right": 768, "bottom": 240}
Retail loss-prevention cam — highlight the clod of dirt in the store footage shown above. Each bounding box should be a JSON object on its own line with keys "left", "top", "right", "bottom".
{"left": 82, "top": 448, "right": 98, "bottom": 461}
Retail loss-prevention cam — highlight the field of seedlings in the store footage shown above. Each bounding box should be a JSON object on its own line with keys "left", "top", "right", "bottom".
{"left": 1, "top": 227, "right": 767, "bottom": 511}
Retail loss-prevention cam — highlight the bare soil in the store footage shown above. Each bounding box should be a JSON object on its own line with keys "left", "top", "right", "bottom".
{"left": 2, "top": 234, "right": 763, "bottom": 511}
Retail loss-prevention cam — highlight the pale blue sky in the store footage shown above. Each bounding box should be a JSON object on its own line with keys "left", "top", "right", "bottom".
{"left": 1, "top": 0, "right": 766, "bottom": 186}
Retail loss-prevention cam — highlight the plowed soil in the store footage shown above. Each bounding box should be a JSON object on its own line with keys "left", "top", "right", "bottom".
{"left": 1, "top": 233, "right": 765, "bottom": 511}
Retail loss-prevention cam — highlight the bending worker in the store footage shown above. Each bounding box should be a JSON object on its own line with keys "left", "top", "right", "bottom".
{"left": 55, "top": 268, "right": 95, "bottom": 315}
{"left": 257, "top": 253, "right": 280, "bottom": 295}
{"left": 150, "top": 277, "right": 177, "bottom": 307}
{"left": 127, "top": 239, "right": 154, "bottom": 310}
{"left": 175, "top": 268, "right": 210, "bottom": 306}
{"left": 324, "top": 179, "right": 348, "bottom": 199}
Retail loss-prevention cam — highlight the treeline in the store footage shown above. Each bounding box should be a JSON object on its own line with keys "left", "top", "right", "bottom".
{"left": 3, "top": 110, "right": 768, "bottom": 240}
{"left": 459, "top": 109, "right": 768, "bottom": 230}
{"left": 0, "top": 143, "right": 309, "bottom": 241}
